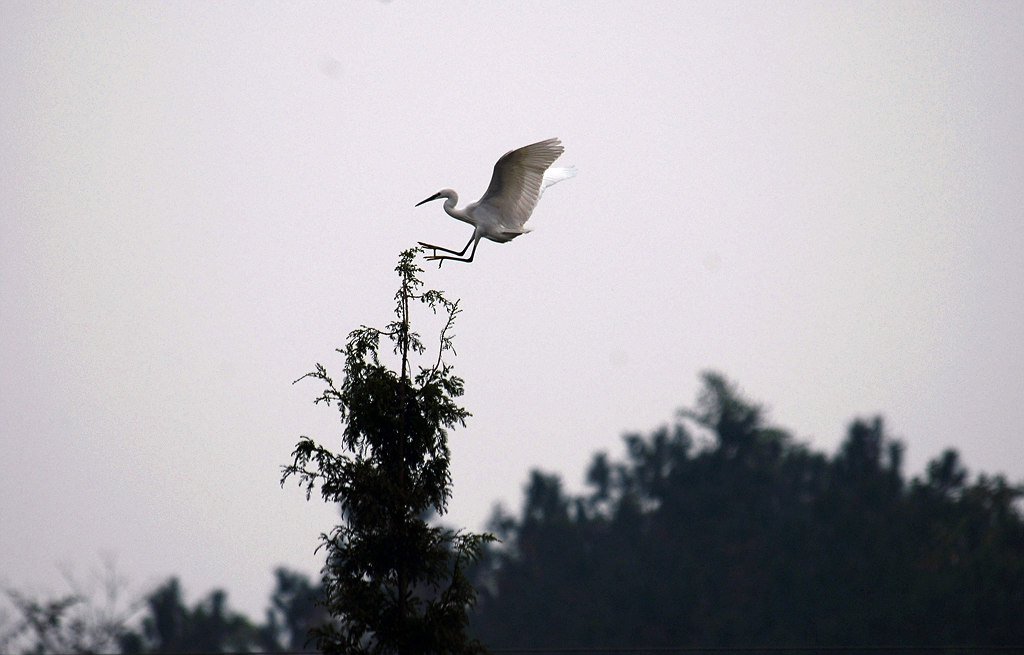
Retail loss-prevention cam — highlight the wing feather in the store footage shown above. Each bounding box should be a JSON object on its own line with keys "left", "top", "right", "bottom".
{"left": 477, "top": 138, "right": 564, "bottom": 229}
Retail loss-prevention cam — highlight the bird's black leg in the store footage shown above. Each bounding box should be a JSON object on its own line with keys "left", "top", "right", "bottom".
{"left": 417, "top": 234, "right": 474, "bottom": 257}
{"left": 425, "top": 236, "right": 481, "bottom": 264}
{"left": 417, "top": 235, "right": 473, "bottom": 268}
{"left": 419, "top": 233, "right": 477, "bottom": 267}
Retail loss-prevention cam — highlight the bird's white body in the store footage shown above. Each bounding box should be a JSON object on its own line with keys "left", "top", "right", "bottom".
{"left": 417, "top": 138, "right": 575, "bottom": 264}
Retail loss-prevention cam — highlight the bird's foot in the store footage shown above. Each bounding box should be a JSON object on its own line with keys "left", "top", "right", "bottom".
{"left": 418, "top": 242, "right": 445, "bottom": 267}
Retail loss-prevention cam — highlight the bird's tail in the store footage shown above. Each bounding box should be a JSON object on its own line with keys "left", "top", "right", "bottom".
{"left": 539, "top": 166, "right": 578, "bottom": 198}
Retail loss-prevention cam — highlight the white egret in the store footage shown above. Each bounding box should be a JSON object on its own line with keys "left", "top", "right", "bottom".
{"left": 416, "top": 138, "right": 576, "bottom": 264}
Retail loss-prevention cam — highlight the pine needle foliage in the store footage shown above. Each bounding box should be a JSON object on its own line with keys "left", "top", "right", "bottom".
{"left": 282, "top": 248, "right": 494, "bottom": 655}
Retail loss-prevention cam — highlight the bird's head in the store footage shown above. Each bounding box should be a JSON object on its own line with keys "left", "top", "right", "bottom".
{"left": 415, "top": 189, "right": 456, "bottom": 207}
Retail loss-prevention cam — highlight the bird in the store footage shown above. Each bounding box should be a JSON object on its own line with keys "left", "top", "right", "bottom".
{"left": 416, "top": 138, "right": 576, "bottom": 264}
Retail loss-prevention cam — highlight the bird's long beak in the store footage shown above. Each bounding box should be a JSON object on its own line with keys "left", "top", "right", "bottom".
{"left": 415, "top": 192, "right": 442, "bottom": 207}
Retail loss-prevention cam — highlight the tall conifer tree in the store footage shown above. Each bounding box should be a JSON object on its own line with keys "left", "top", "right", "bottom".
{"left": 283, "top": 249, "right": 493, "bottom": 655}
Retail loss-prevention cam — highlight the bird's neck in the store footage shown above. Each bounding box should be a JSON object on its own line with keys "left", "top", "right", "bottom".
{"left": 442, "top": 193, "right": 471, "bottom": 223}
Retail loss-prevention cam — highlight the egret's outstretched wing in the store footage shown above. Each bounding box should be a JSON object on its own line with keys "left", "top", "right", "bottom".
{"left": 539, "top": 166, "right": 578, "bottom": 199}
{"left": 477, "top": 138, "right": 564, "bottom": 229}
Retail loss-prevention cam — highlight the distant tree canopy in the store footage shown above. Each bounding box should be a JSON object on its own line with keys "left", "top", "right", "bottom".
{"left": 118, "top": 577, "right": 257, "bottom": 654}
{"left": 469, "top": 372, "right": 1024, "bottom": 650}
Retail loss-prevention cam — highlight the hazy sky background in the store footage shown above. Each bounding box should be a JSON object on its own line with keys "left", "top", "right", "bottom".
{"left": 2, "top": 2, "right": 1023, "bottom": 618}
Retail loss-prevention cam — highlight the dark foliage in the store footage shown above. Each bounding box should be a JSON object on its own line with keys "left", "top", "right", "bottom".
{"left": 259, "top": 567, "right": 330, "bottom": 652}
{"left": 282, "top": 248, "right": 494, "bottom": 655}
{"left": 470, "top": 372, "right": 1024, "bottom": 650}
{"left": 92, "top": 568, "right": 322, "bottom": 655}
{"left": 119, "top": 578, "right": 257, "bottom": 653}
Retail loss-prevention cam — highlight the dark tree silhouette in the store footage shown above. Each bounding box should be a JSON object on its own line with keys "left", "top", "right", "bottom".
{"left": 258, "top": 567, "right": 329, "bottom": 652}
{"left": 470, "top": 372, "right": 1024, "bottom": 650}
{"left": 119, "top": 578, "right": 257, "bottom": 653}
{"left": 283, "top": 248, "right": 493, "bottom": 655}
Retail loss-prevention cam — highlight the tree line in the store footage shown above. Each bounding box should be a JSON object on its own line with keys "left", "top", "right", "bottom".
{"left": 6, "top": 371, "right": 1023, "bottom": 652}
{"left": 468, "top": 372, "right": 1024, "bottom": 650}
{"left": 0, "top": 565, "right": 326, "bottom": 654}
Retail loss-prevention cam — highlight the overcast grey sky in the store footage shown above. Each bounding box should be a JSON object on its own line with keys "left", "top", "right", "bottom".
{"left": 2, "top": 2, "right": 1023, "bottom": 618}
